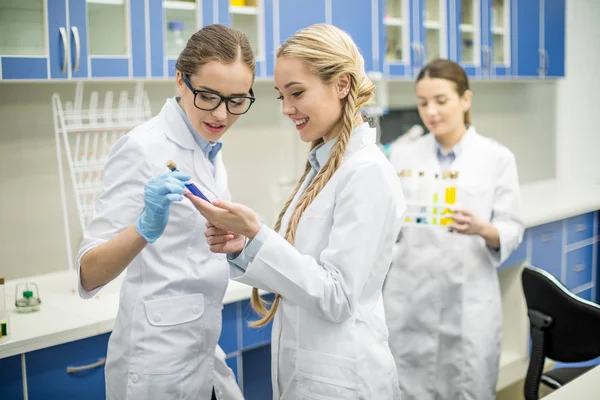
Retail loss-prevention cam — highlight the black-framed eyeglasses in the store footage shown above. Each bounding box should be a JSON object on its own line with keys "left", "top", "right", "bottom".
{"left": 182, "top": 74, "right": 256, "bottom": 115}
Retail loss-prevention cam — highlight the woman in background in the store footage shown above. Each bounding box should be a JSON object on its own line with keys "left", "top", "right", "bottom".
{"left": 384, "top": 58, "right": 525, "bottom": 400}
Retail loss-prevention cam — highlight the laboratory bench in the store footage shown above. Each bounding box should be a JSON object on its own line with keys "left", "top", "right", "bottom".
{"left": 2, "top": 178, "right": 600, "bottom": 399}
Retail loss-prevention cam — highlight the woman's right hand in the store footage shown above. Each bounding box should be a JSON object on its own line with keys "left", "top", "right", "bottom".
{"left": 136, "top": 171, "right": 190, "bottom": 243}
{"left": 205, "top": 222, "right": 245, "bottom": 254}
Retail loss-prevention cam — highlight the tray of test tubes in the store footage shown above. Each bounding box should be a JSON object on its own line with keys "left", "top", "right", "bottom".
{"left": 52, "top": 81, "right": 152, "bottom": 270}
{"left": 398, "top": 169, "right": 460, "bottom": 228}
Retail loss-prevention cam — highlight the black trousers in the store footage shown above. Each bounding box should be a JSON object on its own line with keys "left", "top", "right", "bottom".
{"left": 211, "top": 387, "right": 217, "bottom": 400}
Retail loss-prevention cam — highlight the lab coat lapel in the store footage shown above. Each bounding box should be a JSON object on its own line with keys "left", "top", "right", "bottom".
{"left": 443, "top": 126, "right": 478, "bottom": 172}
{"left": 161, "top": 100, "right": 221, "bottom": 201}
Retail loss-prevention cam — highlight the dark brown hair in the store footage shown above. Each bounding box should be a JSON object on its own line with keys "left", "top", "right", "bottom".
{"left": 416, "top": 58, "right": 471, "bottom": 125}
{"left": 175, "top": 24, "right": 256, "bottom": 80}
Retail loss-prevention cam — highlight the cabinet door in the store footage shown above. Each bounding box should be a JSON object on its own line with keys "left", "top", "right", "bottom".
{"left": 485, "top": 0, "right": 510, "bottom": 77}
{"left": 277, "top": 0, "right": 326, "bottom": 47}
{"left": 0, "top": 0, "right": 49, "bottom": 80}
{"left": 542, "top": 0, "right": 565, "bottom": 77}
{"left": 86, "top": 0, "right": 131, "bottom": 78}
{"left": 565, "top": 245, "right": 593, "bottom": 291}
{"left": 331, "top": 0, "right": 375, "bottom": 72}
{"left": 131, "top": 0, "right": 148, "bottom": 78}
{"left": 26, "top": 333, "right": 110, "bottom": 400}
{"left": 150, "top": 0, "right": 202, "bottom": 78}
{"left": 381, "top": 0, "right": 411, "bottom": 77}
{"left": 68, "top": 0, "right": 89, "bottom": 78}
{"left": 454, "top": 0, "right": 482, "bottom": 77}
{"left": 48, "top": 0, "right": 69, "bottom": 79}
{"left": 417, "top": 0, "right": 449, "bottom": 69}
{"left": 0, "top": 354, "right": 24, "bottom": 399}
{"left": 513, "top": 0, "right": 540, "bottom": 77}
{"left": 530, "top": 220, "right": 563, "bottom": 281}
{"left": 227, "top": 0, "right": 265, "bottom": 77}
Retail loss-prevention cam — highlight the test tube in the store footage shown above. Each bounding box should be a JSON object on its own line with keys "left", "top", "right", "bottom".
{"left": 417, "top": 171, "right": 427, "bottom": 224}
{"left": 432, "top": 173, "right": 439, "bottom": 225}
{"left": 440, "top": 171, "right": 453, "bottom": 226}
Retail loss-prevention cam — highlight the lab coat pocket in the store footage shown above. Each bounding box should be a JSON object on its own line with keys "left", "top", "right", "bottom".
{"left": 141, "top": 293, "right": 205, "bottom": 374}
{"left": 297, "top": 349, "right": 358, "bottom": 400}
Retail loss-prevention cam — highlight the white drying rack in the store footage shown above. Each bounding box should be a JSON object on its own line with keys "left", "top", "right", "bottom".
{"left": 52, "top": 81, "right": 152, "bottom": 270}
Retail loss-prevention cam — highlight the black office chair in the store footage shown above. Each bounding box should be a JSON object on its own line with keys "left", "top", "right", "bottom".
{"left": 521, "top": 265, "right": 600, "bottom": 400}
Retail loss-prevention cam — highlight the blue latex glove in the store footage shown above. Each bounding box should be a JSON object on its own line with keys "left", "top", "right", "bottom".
{"left": 136, "top": 171, "right": 191, "bottom": 243}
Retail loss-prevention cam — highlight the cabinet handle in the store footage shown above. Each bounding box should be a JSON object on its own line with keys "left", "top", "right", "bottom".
{"left": 544, "top": 49, "right": 550, "bottom": 75}
{"left": 540, "top": 233, "right": 554, "bottom": 242}
{"left": 574, "top": 264, "right": 586, "bottom": 272}
{"left": 575, "top": 223, "right": 587, "bottom": 232}
{"left": 66, "top": 358, "right": 106, "bottom": 374}
{"left": 59, "top": 27, "right": 68, "bottom": 74}
{"left": 419, "top": 43, "right": 426, "bottom": 68}
{"left": 482, "top": 46, "right": 490, "bottom": 74}
{"left": 71, "top": 26, "right": 81, "bottom": 73}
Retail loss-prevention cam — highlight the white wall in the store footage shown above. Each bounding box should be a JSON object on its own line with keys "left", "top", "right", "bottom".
{"left": 0, "top": 77, "right": 557, "bottom": 280}
{"left": 556, "top": 0, "right": 600, "bottom": 181}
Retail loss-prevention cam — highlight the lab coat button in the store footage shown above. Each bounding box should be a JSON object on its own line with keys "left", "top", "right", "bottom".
{"left": 153, "top": 313, "right": 162, "bottom": 322}
{"left": 130, "top": 374, "right": 139, "bottom": 383}
{"left": 192, "top": 305, "right": 201, "bottom": 314}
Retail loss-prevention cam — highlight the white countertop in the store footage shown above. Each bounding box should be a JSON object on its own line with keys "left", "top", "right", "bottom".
{"left": 0, "top": 269, "right": 256, "bottom": 359}
{"left": 521, "top": 179, "right": 600, "bottom": 227}
{"left": 1, "top": 178, "right": 600, "bottom": 360}
{"left": 543, "top": 365, "right": 600, "bottom": 399}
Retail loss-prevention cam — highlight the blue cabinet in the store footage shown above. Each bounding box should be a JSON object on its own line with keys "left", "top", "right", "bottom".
{"left": 332, "top": 0, "right": 376, "bottom": 72}
{"left": 0, "top": 354, "right": 24, "bottom": 400}
{"left": 149, "top": 0, "right": 205, "bottom": 78}
{"left": 512, "top": 0, "right": 565, "bottom": 78}
{"left": 1, "top": 0, "right": 146, "bottom": 80}
{"left": 531, "top": 220, "right": 563, "bottom": 280}
{"left": 242, "top": 344, "right": 273, "bottom": 400}
{"left": 26, "top": 333, "right": 110, "bottom": 400}
{"left": 565, "top": 245, "right": 593, "bottom": 291}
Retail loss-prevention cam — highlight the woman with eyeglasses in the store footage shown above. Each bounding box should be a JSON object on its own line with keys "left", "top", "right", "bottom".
{"left": 76, "top": 24, "right": 255, "bottom": 400}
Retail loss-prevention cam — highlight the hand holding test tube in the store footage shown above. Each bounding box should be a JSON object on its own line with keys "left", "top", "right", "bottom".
{"left": 166, "top": 160, "right": 210, "bottom": 202}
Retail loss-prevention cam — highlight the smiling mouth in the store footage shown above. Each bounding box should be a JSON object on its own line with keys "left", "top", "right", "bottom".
{"left": 293, "top": 117, "right": 309, "bottom": 130}
{"left": 203, "top": 122, "right": 226, "bottom": 133}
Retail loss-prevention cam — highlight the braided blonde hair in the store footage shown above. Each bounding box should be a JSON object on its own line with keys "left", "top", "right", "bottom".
{"left": 249, "top": 24, "right": 375, "bottom": 327}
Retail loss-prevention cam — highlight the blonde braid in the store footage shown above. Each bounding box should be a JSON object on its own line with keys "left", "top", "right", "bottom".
{"left": 249, "top": 141, "right": 322, "bottom": 327}
{"left": 250, "top": 79, "right": 361, "bottom": 327}
{"left": 247, "top": 23, "right": 375, "bottom": 327}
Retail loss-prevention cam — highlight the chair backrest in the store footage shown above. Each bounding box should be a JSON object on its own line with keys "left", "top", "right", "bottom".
{"left": 522, "top": 265, "right": 600, "bottom": 362}
{"left": 521, "top": 265, "right": 600, "bottom": 400}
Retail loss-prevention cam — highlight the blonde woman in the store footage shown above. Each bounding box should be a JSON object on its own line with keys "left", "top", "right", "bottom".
{"left": 187, "top": 23, "right": 405, "bottom": 399}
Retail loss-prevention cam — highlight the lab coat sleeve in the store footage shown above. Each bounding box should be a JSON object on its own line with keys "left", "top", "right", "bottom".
{"left": 488, "top": 152, "right": 525, "bottom": 266}
{"left": 231, "top": 162, "right": 401, "bottom": 323}
{"left": 227, "top": 224, "right": 268, "bottom": 272}
{"left": 76, "top": 135, "right": 151, "bottom": 299}
{"left": 213, "top": 344, "right": 244, "bottom": 400}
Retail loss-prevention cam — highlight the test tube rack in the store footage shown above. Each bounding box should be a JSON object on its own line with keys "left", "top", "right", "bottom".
{"left": 52, "top": 81, "right": 152, "bottom": 270}
{"left": 399, "top": 169, "right": 459, "bottom": 228}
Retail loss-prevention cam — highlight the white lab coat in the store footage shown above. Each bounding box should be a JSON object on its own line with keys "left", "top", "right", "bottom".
{"left": 383, "top": 127, "right": 524, "bottom": 400}
{"left": 230, "top": 125, "right": 405, "bottom": 399}
{"left": 77, "top": 100, "right": 243, "bottom": 400}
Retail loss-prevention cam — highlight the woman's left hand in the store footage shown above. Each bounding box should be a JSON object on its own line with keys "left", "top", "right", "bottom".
{"left": 448, "top": 207, "right": 500, "bottom": 249}
{"left": 185, "top": 193, "right": 262, "bottom": 239}
{"left": 448, "top": 207, "right": 486, "bottom": 235}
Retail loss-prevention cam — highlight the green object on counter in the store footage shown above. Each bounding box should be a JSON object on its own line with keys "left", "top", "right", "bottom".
{"left": 23, "top": 290, "right": 33, "bottom": 299}
{"left": 1, "top": 322, "right": 6, "bottom": 336}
